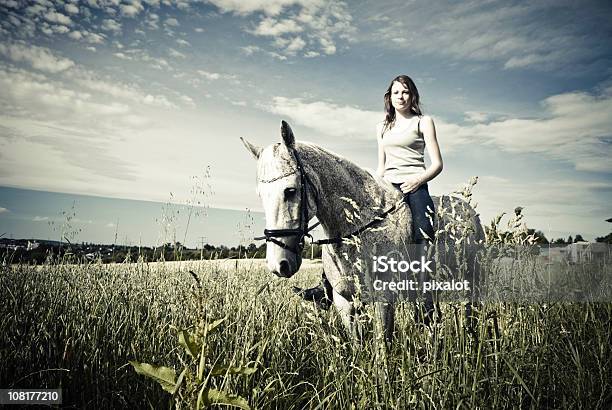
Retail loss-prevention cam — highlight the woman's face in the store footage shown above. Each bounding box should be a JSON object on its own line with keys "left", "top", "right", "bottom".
{"left": 390, "top": 81, "right": 410, "bottom": 112}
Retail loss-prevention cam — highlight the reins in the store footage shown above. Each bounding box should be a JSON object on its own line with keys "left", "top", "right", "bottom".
{"left": 254, "top": 146, "right": 399, "bottom": 253}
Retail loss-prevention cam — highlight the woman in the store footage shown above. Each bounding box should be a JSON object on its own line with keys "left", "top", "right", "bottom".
{"left": 377, "top": 75, "right": 442, "bottom": 246}
{"left": 297, "top": 76, "right": 443, "bottom": 325}
{"left": 378, "top": 75, "right": 442, "bottom": 325}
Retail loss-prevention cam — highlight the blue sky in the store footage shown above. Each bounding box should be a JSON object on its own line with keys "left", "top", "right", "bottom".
{"left": 0, "top": 0, "right": 611, "bottom": 246}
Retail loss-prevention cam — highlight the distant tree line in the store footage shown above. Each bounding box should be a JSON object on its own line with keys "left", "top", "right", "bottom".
{"left": 0, "top": 238, "right": 324, "bottom": 264}
{"left": 3, "top": 230, "right": 610, "bottom": 264}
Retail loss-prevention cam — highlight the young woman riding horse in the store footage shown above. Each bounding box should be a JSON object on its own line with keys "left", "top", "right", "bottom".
{"left": 302, "top": 75, "right": 443, "bottom": 325}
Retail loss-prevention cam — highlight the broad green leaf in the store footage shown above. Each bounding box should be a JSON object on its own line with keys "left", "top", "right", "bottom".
{"left": 210, "top": 365, "right": 257, "bottom": 377}
{"left": 197, "top": 387, "right": 250, "bottom": 410}
{"left": 205, "top": 317, "right": 227, "bottom": 334}
{"left": 178, "top": 329, "right": 200, "bottom": 358}
{"left": 129, "top": 361, "right": 176, "bottom": 393}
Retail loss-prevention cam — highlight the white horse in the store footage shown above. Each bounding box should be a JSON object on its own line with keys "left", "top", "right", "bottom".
{"left": 242, "top": 121, "right": 484, "bottom": 340}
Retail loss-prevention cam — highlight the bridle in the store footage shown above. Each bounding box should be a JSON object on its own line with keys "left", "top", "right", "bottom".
{"left": 254, "top": 146, "right": 320, "bottom": 255}
{"left": 254, "top": 145, "right": 401, "bottom": 255}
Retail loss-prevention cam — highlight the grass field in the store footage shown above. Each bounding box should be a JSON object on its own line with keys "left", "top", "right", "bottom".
{"left": 1, "top": 256, "right": 611, "bottom": 409}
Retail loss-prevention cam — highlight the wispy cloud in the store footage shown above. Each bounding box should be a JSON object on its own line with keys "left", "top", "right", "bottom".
{"left": 365, "top": 1, "right": 612, "bottom": 72}
{"left": 0, "top": 207, "right": 8, "bottom": 213}
{"left": 33, "top": 216, "right": 48, "bottom": 221}
{"left": 72, "top": 70, "right": 178, "bottom": 109}
{"left": 196, "top": 69, "right": 236, "bottom": 81}
{"left": 101, "top": 19, "right": 122, "bottom": 34}
{"left": 0, "top": 42, "right": 74, "bottom": 73}
{"left": 452, "top": 86, "right": 612, "bottom": 172}
{"left": 266, "top": 96, "right": 381, "bottom": 139}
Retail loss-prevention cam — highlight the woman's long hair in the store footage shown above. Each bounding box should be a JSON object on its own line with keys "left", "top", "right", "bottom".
{"left": 382, "top": 75, "right": 423, "bottom": 136}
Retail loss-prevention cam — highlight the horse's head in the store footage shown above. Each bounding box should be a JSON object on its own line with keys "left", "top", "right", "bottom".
{"left": 241, "top": 121, "right": 318, "bottom": 278}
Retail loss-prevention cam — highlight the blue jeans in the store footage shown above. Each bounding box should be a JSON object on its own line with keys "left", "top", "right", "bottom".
{"left": 393, "top": 182, "right": 437, "bottom": 324}
{"left": 392, "top": 183, "right": 435, "bottom": 244}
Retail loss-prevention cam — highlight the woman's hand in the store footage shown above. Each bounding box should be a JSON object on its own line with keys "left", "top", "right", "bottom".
{"left": 400, "top": 175, "right": 424, "bottom": 193}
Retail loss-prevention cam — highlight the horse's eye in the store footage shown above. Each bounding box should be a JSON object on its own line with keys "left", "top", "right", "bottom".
{"left": 284, "top": 187, "right": 297, "bottom": 200}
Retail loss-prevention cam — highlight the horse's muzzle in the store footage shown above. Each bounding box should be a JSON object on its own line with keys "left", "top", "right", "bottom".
{"left": 270, "top": 257, "right": 302, "bottom": 278}
{"left": 276, "top": 260, "right": 292, "bottom": 277}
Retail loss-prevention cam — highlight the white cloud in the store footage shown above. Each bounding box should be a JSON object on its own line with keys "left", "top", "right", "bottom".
{"left": 318, "top": 37, "right": 335, "bottom": 55}
{"left": 0, "top": 207, "right": 9, "bottom": 213}
{"left": 464, "top": 111, "right": 489, "bottom": 123}
{"left": 0, "top": 68, "right": 149, "bottom": 184}
{"left": 51, "top": 25, "right": 70, "bottom": 34}
{"left": 176, "top": 38, "right": 191, "bottom": 46}
{"left": 0, "top": 42, "right": 75, "bottom": 73}
{"left": 64, "top": 3, "right": 79, "bottom": 14}
{"left": 179, "top": 95, "right": 195, "bottom": 107}
{"left": 120, "top": 2, "right": 144, "bottom": 17}
{"left": 68, "top": 30, "right": 83, "bottom": 40}
{"left": 0, "top": 68, "right": 139, "bottom": 124}
{"left": 114, "top": 52, "right": 132, "bottom": 60}
{"left": 73, "top": 71, "right": 178, "bottom": 109}
{"left": 33, "top": 216, "right": 49, "bottom": 221}
{"left": 266, "top": 96, "right": 382, "bottom": 139}
{"left": 208, "top": 0, "right": 354, "bottom": 58}
{"left": 83, "top": 31, "right": 105, "bottom": 44}
{"left": 206, "top": 0, "right": 309, "bottom": 16}
{"left": 25, "top": 4, "right": 46, "bottom": 17}
{"left": 165, "top": 17, "right": 179, "bottom": 27}
{"left": 241, "top": 45, "right": 260, "bottom": 55}
{"left": 3, "top": 0, "right": 19, "bottom": 9}
{"left": 196, "top": 70, "right": 221, "bottom": 80}
{"left": 168, "top": 48, "right": 186, "bottom": 59}
{"left": 44, "top": 11, "right": 73, "bottom": 26}
{"left": 101, "top": 19, "right": 122, "bottom": 33}
{"left": 457, "top": 88, "right": 612, "bottom": 172}
{"left": 286, "top": 36, "right": 305, "bottom": 53}
{"left": 251, "top": 17, "right": 302, "bottom": 36}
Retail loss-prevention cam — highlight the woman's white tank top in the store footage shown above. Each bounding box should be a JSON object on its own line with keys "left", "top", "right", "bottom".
{"left": 381, "top": 116, "right": 425, "bottom": 184}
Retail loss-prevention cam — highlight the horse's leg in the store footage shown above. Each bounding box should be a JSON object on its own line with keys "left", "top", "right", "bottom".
{"left": 332, "top": 288, "right": 358, "bottom": 341}
{"left": 465, "top": 249, "right": 481, "bottom": 338}
{"left": 375, "top": 301, "right": 395, "bottom": 343}
{"left": 414, "top": 244, "right": 436, "bottom": 327}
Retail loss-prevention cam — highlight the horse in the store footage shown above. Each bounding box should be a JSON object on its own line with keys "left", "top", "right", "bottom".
{"left": 241, "top": 121, "right": 484, "bottom": 341}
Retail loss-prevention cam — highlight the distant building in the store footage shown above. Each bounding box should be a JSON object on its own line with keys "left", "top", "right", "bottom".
{"left": 565, "top": 241, "right": 609, "bottom": 263}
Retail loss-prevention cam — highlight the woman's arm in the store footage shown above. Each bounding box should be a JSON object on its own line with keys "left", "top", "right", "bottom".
{"left": 399, "top": 115, "right": 443, "bottom": 193}
{"left": 376, "top": 122, "right": 386, "bottom": 177}
{"left": 420, "top": 115, "right": 443, "bottom": 182}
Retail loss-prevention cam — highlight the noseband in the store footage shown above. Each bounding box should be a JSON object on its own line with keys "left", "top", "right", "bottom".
{"left": 254, "top": 146, "right": 320, "bottom": 255}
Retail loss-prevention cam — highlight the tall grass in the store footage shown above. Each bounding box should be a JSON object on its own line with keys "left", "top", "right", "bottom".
{"left": 1, "top": 256, "right": 610, "bottom": 408}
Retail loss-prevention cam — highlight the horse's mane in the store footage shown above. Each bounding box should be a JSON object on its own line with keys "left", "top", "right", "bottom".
{"left": 296, "top": 141, "right": 397, "bottom": 196}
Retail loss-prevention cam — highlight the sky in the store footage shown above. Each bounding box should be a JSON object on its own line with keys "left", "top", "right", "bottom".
{"left": 0, "top": 0, "right": 611, "bottom": 247}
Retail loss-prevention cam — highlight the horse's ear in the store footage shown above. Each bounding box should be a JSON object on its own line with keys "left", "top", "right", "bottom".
{"left": 240, "top": 137, "right": 262, "bottom": 159}
{"left": 280, "top": 120, "right": 295, "bottom": 148}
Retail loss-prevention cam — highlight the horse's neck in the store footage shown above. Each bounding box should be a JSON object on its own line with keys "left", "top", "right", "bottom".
{"left": 299, "top": 144, "right": 395, "bottom": 237}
